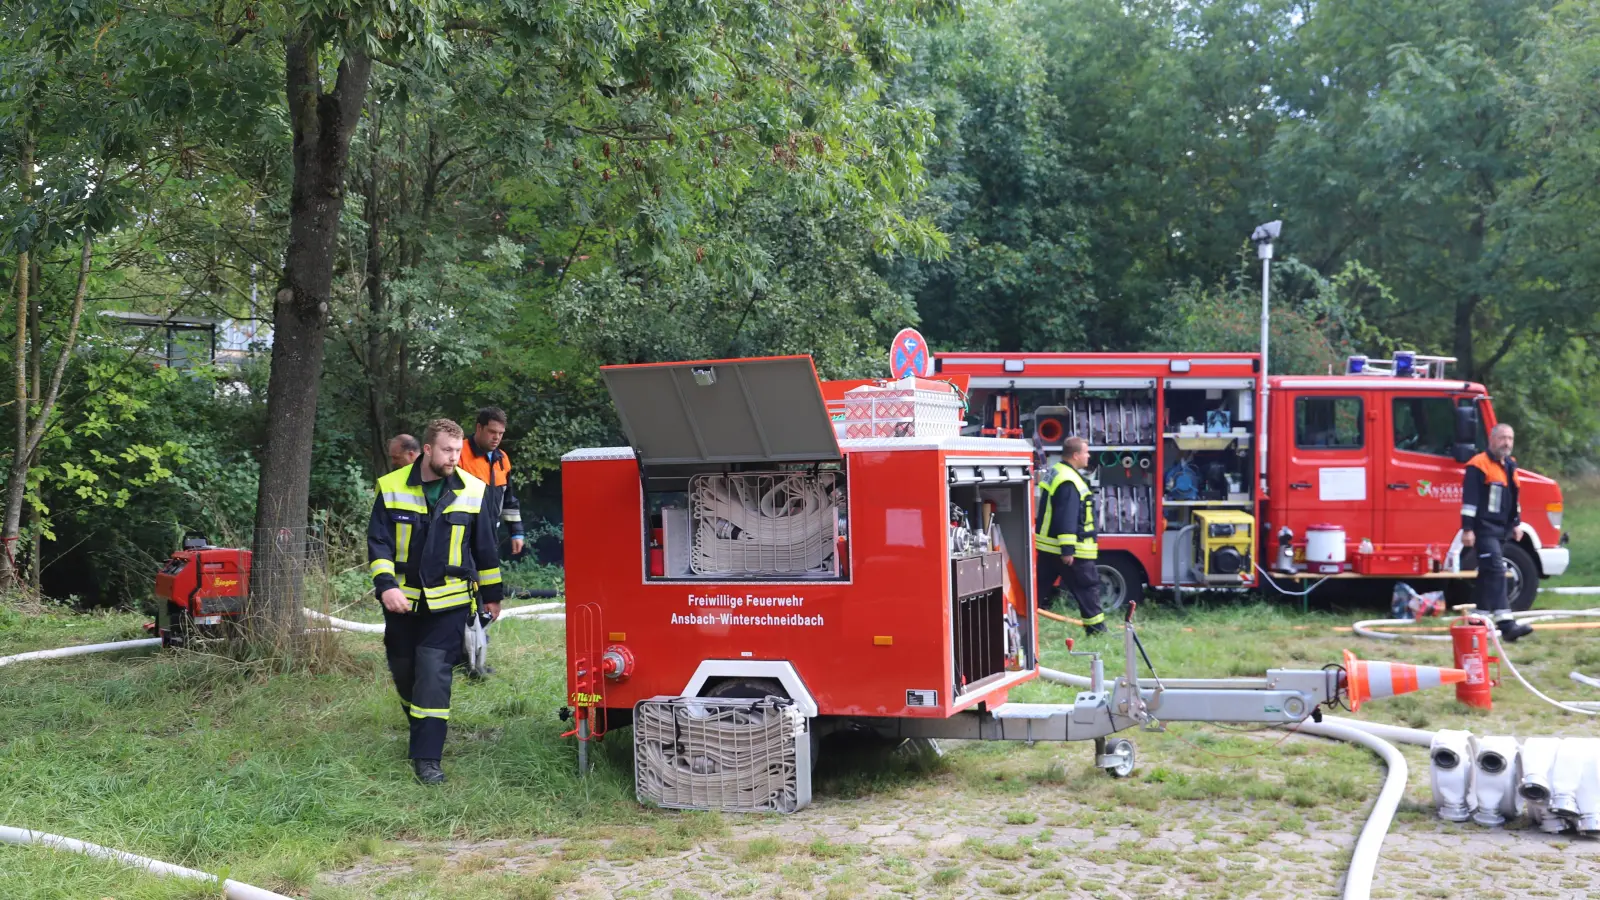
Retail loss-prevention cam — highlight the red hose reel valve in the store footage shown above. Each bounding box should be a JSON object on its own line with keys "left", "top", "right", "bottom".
{"left": 601, "top": 644, "right": 635, "bottom": 680}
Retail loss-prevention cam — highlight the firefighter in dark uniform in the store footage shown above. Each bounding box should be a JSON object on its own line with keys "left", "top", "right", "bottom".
{"left": 1462, "top": 423, "right": 1533, "bottom": 642}
{"left": 368, "top": 418, "right": 504, "bottom": 783}
{"left": 1035, "top": 436, "right": 1108, "bottom": 635}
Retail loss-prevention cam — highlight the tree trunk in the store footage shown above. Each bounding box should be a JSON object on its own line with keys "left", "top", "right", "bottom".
{"left": 2, "top": 139, "right": 34, "bottom": 590}
{"left": 27, "top": 259, "right": 40, "bottom": 593}
{"left": 1454, "top": 294, "right": 1479, "bottom": 383}
{"left": 363, "top": 103, "right": 390, "bottom": 471}
{"left": 247, "top": 32, "right": 372, "bottom": 649}
{"left": 3, "top": 230, "right": 93, "bottom": 595}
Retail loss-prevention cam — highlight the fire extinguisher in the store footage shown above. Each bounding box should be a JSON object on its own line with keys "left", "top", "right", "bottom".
{"left": 1451, "top": 615, "right": 1500, "bottom": 710}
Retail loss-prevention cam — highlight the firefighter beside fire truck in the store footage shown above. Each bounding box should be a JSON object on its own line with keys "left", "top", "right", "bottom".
{"left": 1035, "top": 437, "right": 1108, "bottom": 634}
{"left": 367, "top": 418, "right": 504, "bottom": 785}
{"left": 1462, "top": 423, "right": 1534, "bottom": 642}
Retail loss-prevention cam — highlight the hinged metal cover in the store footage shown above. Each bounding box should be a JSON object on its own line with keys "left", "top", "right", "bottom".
{"left": 601, "top": 357, "right": 841, "bottom": 466}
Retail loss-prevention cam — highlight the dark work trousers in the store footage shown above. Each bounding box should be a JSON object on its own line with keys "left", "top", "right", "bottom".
{"left": 1036, "top": 551, "right": 1105, "bottom": 622}
{"left": 383, "top": 605, "right": 471, "bottom": 760}
{"left": 1473, "top": 532, "right": 1509, "bottom": 615}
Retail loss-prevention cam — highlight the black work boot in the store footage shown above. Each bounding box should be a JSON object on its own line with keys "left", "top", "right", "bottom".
{"left": 1497, "top": 619, "right": 1533, "bottom": 643}
{"left": 413, "top": 759, "right": 446, "bottom": 785}
{"left": 1084, "top": 623, "right": 1109, "bottom": 637}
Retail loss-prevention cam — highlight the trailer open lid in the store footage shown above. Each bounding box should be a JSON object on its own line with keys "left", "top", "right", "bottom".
{"left": 601, "top": 356, "right": 841, "bottom": 466}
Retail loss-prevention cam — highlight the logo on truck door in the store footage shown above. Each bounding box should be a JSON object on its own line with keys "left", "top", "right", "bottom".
{"left": 1414, "top": 480, "right": 1463, "bottom": 503}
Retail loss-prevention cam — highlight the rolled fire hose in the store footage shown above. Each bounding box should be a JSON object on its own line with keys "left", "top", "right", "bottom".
{"left": 1037, "top": 667, "right": 1404, "bottom": 900}
{"left": 0, "top": 637, "right": 161, "bottom": 669}
{"left": 0, "top": 826, "right": 294, "bottom": 900}
{"left": 633, "top": 699, "right": 805, "bottom": 813}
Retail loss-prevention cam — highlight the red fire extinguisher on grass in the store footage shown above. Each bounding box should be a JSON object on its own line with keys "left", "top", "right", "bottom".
{"left": 1451, "top": 615, "right": 1500, "bottom": 710}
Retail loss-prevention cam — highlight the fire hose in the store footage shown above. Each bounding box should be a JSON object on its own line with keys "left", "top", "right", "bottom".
{"left": 1037, "top": 667, "right": 1404, "bottom": 900}
{"left": 1, "top": 598, "right": 568, "bottom": 894}
{"left": 0, "top": 637, "right": 162, "bottom": 669}
{"left": 633, "top": 699, "right": 806, "bottom": 813}
{"left": 1353, "top": 607, "right": 1600, "bottom": 717}
{"left": 301, "top": 601, "right": 565, "bottom": 634}
{"left": 0, "top": 826, "right": 294, "bottom": 900}
{"left": 690, "top": 473, "right": 840, "bottom": 575}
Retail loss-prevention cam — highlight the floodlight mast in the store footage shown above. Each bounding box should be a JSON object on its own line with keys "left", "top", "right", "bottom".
{"left": 1251, "top": 220, "right": 1281, "bottom": 498}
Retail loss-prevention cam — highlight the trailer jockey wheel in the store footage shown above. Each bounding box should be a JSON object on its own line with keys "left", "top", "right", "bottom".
{"left": 1098, "top": 737, "right": 1136, "bottom": 778}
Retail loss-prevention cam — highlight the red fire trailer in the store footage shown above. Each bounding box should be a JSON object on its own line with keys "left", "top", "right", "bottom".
{"left": 562, "top": 355, "right": 1454, "bottom": 813}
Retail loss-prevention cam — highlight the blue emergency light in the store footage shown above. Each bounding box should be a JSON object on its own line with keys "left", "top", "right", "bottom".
{"left": 1346, "top": 355, "right": 1368, "bottom": 375}
{"left": 1393, "top": 351, "right": 1416, "bottom": 377}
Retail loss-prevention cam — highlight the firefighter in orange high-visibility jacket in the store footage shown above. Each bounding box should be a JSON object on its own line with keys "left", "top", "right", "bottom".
{"left": 1461, "top": 422, "right": 1533, "bottom": 642}
{"left": 368, "top": 418, "right": 504, "bottom": 784}
{"left": 1035, "top": 436, "right": 1107, "bottom": 636}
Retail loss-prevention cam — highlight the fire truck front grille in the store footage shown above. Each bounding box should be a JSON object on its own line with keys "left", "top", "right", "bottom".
{"left": 634, "top": 696, "right": 812, "bottom": 813}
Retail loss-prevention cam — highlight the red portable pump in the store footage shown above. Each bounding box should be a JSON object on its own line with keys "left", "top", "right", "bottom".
{"left": 154, "top": 535, "right": 252, "bottom": 646}
{"left": 1451, "top": 613, "right": 1500, "bottom": 710}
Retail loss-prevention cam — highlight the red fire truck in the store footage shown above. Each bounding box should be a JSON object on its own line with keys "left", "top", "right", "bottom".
{"left": 935, "top": 350, "right": 1570, "bottom": 612}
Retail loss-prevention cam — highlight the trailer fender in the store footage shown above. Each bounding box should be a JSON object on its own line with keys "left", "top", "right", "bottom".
{"left": 683, "top": 660, "right": 817, "bottom": 717}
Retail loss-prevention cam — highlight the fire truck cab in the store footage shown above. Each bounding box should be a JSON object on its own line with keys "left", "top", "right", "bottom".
{"left": 936, "top": 351, "right": 1570, "bottom": 612}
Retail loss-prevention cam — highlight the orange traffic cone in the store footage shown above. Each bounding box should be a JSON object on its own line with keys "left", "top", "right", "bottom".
{"left": 1342, "top": 649, "right": 1468, "bottom": 711}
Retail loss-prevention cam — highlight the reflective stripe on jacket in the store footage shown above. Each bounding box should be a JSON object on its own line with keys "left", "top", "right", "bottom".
{"left": 1034, "top": 463, "right": 1098, "bottom": 559}
{"left": 368, "top": 462, "right": 505, "bottom": 612}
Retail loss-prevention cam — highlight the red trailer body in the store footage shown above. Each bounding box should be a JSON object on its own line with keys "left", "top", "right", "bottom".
{"left": 563, "top": 357, "right": 1040, "bottom": 727}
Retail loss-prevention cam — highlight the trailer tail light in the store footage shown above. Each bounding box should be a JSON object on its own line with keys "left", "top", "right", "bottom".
{"left": 1547, "top": 503, "right": 1564, "bottom": 531}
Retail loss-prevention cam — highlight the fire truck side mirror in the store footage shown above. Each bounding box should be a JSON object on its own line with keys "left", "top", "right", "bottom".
{"left": 1452, "top": 443, "right": 1475, "bottom": 464}
{"left": 1453, "top": 404, "right": 1478, "bottom": 445}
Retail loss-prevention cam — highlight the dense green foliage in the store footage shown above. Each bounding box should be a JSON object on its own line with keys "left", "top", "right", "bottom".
{"left": 2, "top": 0, "right": 1597, "bottom": 604}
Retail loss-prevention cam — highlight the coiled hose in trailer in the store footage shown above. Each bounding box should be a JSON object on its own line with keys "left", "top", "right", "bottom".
{"left": 1036, "top": 667, "right": 1405, "bottom": 900}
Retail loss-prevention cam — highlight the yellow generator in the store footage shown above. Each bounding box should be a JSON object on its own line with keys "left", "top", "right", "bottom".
{"left": 1193, "top": 509, "right": 1254, "bottom": 582}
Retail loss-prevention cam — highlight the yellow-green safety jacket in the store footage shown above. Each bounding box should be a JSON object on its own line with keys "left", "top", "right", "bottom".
{"left": 368, "top": 462, "right": 504, "bottom": 611}
{"left": 1034, "top": 462, "right": 1098, "bottom": 559}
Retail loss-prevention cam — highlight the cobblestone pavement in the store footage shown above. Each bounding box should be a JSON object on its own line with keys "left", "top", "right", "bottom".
{"left": 323, "top": 760, "right": 1600, "bottom": 899}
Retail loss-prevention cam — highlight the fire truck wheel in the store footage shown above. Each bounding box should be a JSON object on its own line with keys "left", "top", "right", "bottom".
{"left": 1094, "top": 554, "right": 1145, "bottom": 614}
{"left": 1504, "top": 542, "right": 1538, "bottom": 612}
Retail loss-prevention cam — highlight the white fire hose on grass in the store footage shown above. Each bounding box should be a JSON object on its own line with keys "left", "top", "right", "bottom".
{"left": 1037, "top": 667, "right": 1405, "bottom": 900}
{"left": 0, "top": 637, "right": 162, "bottom": 669}
{"left": 301, "top": 601, "right": 565, "bottom": 634}
{"left": 0, "top": 826, "right": 295, "bottom": 900}
{"left": 1, "top": 600, "right": 566, "bottom": 895}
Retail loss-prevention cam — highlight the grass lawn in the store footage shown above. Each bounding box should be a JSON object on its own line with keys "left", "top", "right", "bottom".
{"left": 0, "top": 493, "right": 1596, "bottom": 899}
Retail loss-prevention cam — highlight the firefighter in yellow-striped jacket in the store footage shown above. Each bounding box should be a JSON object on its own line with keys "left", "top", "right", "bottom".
{"left": 1035, "top": 436, "right": 1107, "bottom": 636}
{"left": 368, "top": 418, "right": 504, "bottom": 784}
